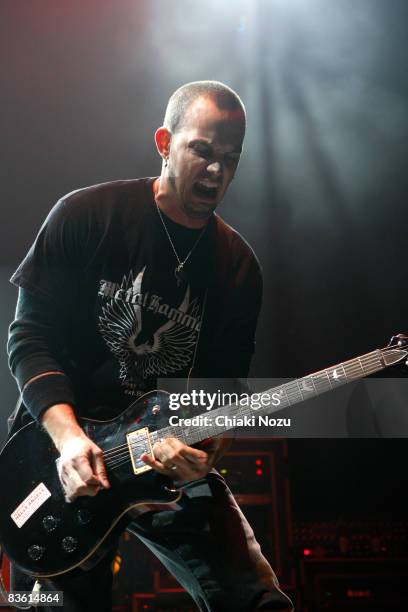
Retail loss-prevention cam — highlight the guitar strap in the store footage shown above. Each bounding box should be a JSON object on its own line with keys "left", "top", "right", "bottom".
{"left": 4, "top": 396, "right": 33, "bottom": 444}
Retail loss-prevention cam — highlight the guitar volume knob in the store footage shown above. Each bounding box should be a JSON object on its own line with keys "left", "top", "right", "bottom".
{"left": 42, "top": 515, "right": 58, "bottom": 532}
{"left": 27, "top": 545, "right": 45, "bottom": 561}
{"left": 61, "top": 536, "right": 78, "bottom": 553}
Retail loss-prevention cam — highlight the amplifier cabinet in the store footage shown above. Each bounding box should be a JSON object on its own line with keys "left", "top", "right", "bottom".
{"left": 299, "top": 558, "right": 408, "bottom": 611}
{"left": 218, "top": 438, "right": 294, "bottom": 586}
{"left": 131, "top": 591, "right": 197, "bottom": 612}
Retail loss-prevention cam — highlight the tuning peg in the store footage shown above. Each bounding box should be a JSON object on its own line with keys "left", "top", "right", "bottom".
{"left": 388, "top": 334, "right": 408, "bottom": 347}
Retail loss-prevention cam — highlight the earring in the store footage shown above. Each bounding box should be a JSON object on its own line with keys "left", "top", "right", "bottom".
{"left": 164, "top": 157, "right": 168, "bottom": 168}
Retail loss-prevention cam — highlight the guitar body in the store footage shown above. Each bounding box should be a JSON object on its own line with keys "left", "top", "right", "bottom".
{"left": 0, "top": 390, "right": 179, "bottom": 577}
{"left": 1, "top": 335, "right": 407, "bottom": 578}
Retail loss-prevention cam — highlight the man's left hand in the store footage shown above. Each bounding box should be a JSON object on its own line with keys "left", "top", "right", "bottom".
{"left": 140, "top": 437, "right": 214, "bottom": 482}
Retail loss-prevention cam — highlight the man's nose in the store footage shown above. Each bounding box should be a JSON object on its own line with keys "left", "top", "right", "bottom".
{"left": 207, "top": 160, "right": 222, "bottom": 176}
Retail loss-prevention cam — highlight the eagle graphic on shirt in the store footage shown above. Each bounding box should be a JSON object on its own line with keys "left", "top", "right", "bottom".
{"left": 98, "top": 267, "right": 201, "bottom": 392}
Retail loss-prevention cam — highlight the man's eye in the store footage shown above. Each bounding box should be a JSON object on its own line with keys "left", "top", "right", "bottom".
{"left": 195, "top": 148, "right": 211, "bottom": 158}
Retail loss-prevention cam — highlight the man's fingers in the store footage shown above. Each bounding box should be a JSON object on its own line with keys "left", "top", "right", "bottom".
{"left": 140, "top": 452, "right": 166, "bottom": 471}
{"left": 141, "top": 439, "right": 212, "bottom": 483}
{"left": 72, "top": 446, "right": 110, "bottom": 489}
{"left": 140, "top": 452, "right": 184, "bottom": 473}
{"left": 62, "top": 468, "right": 92, "bottom": 502}
{"left": 57, "top": 436, "right": 110, "bottom": 501}
{"left": 140, "top": 452, "right": 206, "bottom": 482}
{"left": 151, "top": 441, "right": 175, "bottom": 468}
{"left": 179, "top": 447, "right": 208, "bottom": 465}
{"left": 155, "top": 438, "right": 208, "bottom": 466}
{"left": 91, "top": 451, "right": 111, "bottom": 489}
{"left": 63, "top": 466, "right": 101, "bottom": 502}
{"left": 65, "top": 482, "right": 101, "bottom": 503}
{"left": 72, "top": 454, "right": 95, "bottom": 483}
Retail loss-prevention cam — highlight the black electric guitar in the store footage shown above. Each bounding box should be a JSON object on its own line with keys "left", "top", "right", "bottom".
{"left": 0, "top": 335, "right": 407, "bottom": 577}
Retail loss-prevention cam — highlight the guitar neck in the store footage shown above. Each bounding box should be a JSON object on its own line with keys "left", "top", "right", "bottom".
{"left": 153, "top": 346, "right": 406, "bottom": 447}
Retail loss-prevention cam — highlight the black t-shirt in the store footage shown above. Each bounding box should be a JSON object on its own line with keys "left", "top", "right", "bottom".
{"left": 9, "top": 178, "right": 262, "bottom": 419}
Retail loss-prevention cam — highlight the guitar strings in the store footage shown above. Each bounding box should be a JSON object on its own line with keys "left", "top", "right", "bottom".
{"left": 98, "top": 350, "right": 388, "bottom": 471}
{"left": 103, "top": 352, "right": 384, "bottom": 467}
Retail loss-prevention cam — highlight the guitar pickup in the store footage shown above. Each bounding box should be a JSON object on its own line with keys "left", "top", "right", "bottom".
{"left": 126, "top": 427, "right": 154, "bottom": 475}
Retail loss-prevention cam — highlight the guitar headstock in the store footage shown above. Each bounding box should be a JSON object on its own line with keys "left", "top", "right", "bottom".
{"left": 382, "top": 334, "right": 408, "bottom": 367}
{"left": 387, "top": 334, "right": 408, "bottom": 350}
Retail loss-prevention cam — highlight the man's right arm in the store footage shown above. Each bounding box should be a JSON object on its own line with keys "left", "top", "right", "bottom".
{"left": 41, "top": 402, "right": 110, "bottom": 501}
{"left": 8, "top": 288, "right": 110, "bottom": 501}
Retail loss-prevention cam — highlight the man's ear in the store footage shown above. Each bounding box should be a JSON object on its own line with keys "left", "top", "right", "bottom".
{"left": 155, "top": 127, "right": 171, "bottom": 159}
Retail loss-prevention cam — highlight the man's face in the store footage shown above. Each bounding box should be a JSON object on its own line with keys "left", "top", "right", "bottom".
{"left": 166, "top": 97, "right": 245, "bottom": 220}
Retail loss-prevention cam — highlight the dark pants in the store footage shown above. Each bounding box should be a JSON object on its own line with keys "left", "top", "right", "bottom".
{"left": 12, "top": 472, "right": 293, "bottom": 612}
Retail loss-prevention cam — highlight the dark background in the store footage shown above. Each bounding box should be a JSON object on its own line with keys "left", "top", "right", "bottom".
{"left": 2, "top": 0, "right": 407, "bottom": 380}
{"left": 1, "top": 0, "right": 408, "bottom": 603}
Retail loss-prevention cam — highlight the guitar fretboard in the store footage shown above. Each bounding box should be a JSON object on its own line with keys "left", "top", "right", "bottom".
{"left": 150, "top": 348, "right": 395, "bottom": 447}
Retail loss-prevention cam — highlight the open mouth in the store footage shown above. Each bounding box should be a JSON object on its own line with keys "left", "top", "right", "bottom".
{"left": 193, "top": 181, "right": 218, "bottom": 200}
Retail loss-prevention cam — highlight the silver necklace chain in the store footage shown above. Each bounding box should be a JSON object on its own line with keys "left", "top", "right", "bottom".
{"left": 154, "top": 198, "right": 208, "bottom": 285}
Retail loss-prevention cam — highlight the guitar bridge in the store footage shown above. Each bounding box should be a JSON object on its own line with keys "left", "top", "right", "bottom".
{"left": 126, "top": 427, "right": 154, "bottom": 475}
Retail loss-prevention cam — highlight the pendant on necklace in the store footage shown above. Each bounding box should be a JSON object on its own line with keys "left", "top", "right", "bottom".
{"left": 175, "top": 263, "right": 187, "bottom": 287}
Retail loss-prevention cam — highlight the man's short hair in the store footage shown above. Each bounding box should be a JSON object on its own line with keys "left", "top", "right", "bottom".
{"left": 164, "top": 80, "right": 246, "bottom": 134}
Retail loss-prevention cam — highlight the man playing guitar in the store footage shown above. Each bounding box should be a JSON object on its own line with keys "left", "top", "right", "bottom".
{"left": 7, "top": 81, "right": 293, "bottom": 611}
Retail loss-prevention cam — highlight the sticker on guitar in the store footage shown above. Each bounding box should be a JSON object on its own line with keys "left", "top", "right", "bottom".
{"left": 11, "top": 483, "right": 51, "bottom": 528}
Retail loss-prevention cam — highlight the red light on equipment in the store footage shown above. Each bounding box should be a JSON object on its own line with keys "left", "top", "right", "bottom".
{"left": 303, "top": 548, "right": 311, "bottom": 556}
{"left": 346, "top": 589, "right": 371, "bottom": 599}
{"left": 255, "top": 458, "right": 263, "bottom": 465}
{"left": 256, "top": 468, "right": 263, "bottom": 476}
